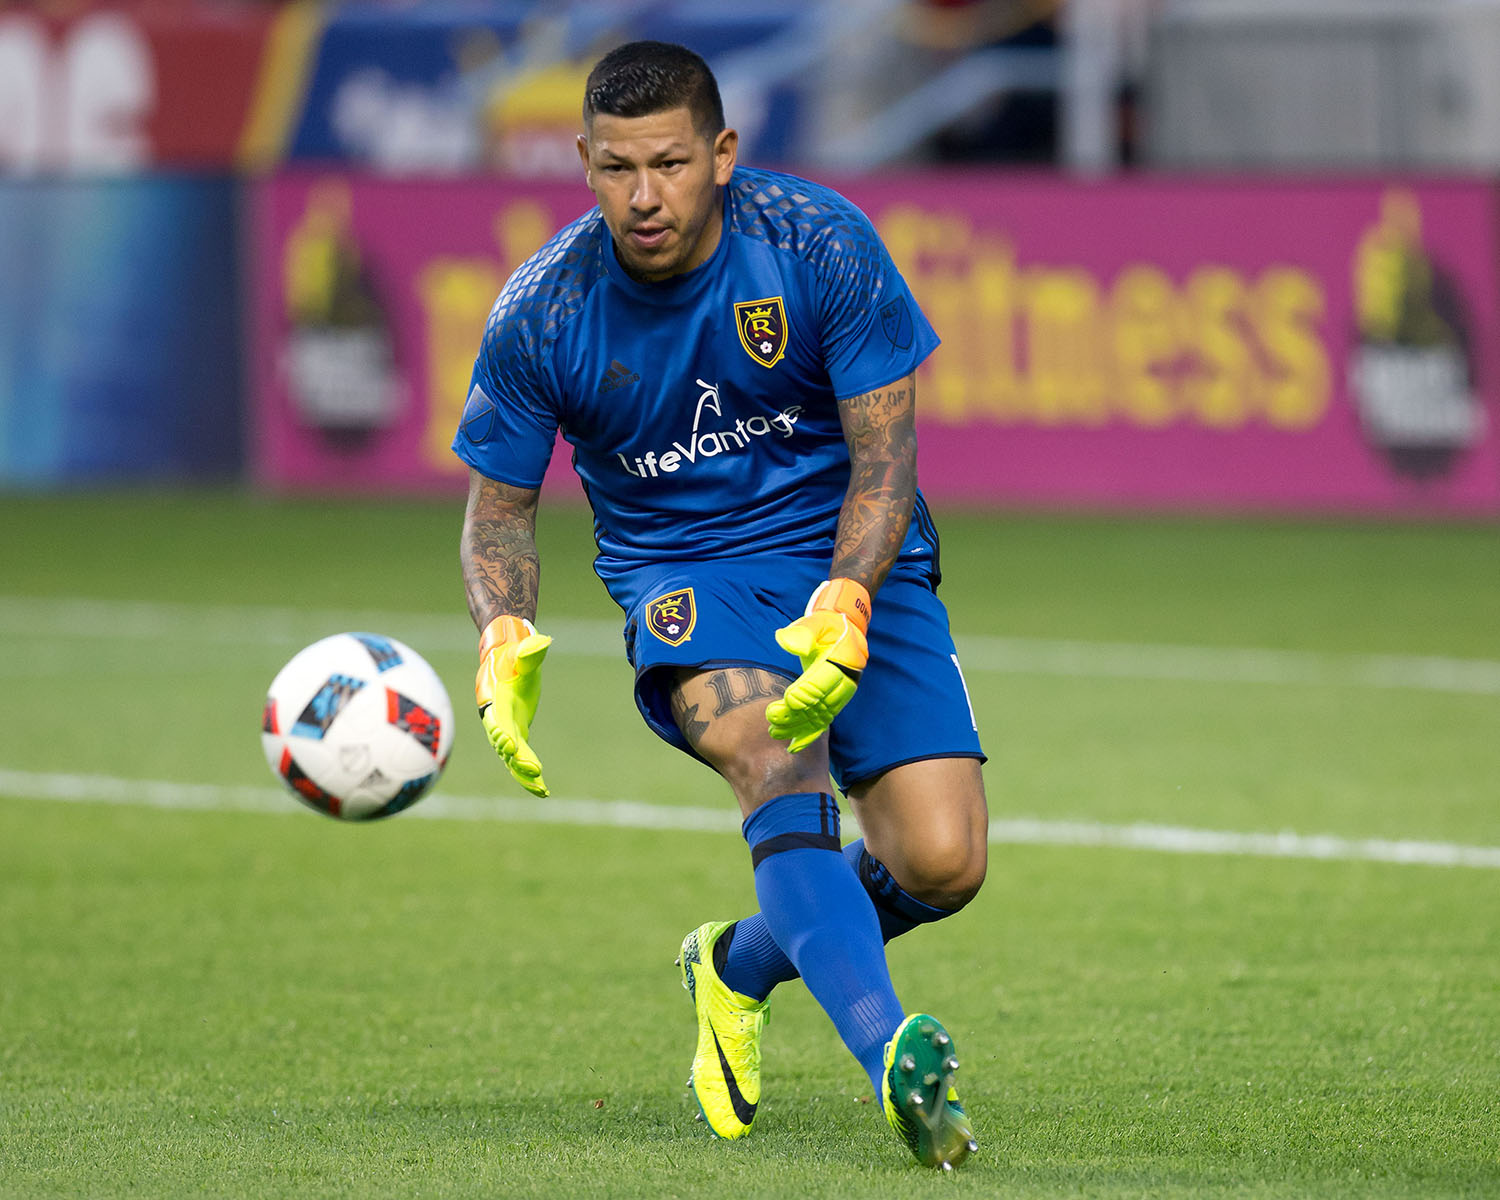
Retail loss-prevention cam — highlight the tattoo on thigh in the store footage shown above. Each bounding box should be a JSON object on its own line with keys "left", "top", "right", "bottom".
{"left": 668, "top": 683, "right": 710, "bottom": 744}
{"left": 705, "top": 668, "right": 781, "bottom": 717}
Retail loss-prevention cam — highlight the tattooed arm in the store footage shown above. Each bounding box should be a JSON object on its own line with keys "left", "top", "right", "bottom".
{"left": 759, "top": 376, "right": 916, "bottom": 751}
{"left": 461, "top": 468, "right": 542, "bottom": 630}
{"left": 830, "top": 371, "right": 918, "bottom": 595}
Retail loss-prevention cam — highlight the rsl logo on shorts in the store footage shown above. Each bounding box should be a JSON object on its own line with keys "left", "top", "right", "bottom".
{"left": 734, "top": 296, "right": 788, "bottom": 368}
{"left": 646, "top": 587, "right": 696, "bottom": 646}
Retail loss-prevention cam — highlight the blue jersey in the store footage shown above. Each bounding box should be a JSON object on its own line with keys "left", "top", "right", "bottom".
{"left": 452, "top": 166, "right": 942, "bottom": 582}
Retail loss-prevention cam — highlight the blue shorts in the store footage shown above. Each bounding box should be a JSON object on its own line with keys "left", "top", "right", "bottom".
{"left": 602, "top": 555, "right": 986, "bottom": 792}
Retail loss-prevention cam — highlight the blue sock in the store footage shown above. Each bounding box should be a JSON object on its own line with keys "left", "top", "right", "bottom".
{"left": 842, "top": 839, "right": 955, "bottom": 940}
{"left": 740, "top": 793, "right": 904, "bottom": 1092}
{"left": 721, "top": 838, "right": 958, "bottom": 997}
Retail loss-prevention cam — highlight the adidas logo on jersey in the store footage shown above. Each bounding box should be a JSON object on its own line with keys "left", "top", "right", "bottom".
{"left": 599, "top": 360, "right": 640, "bottom": 393}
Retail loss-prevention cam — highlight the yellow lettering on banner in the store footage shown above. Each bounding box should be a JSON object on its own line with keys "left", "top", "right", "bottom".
{"left": 1025, "top": 269, "right": 1107, "bottom": 425}
{"left": 1110, "top": 266, "right": 1179, "bottom": 428}
{"left": 972, "top": 253, "right": 1020, "bottom": 419}
{"left": 1184, "top": 267, "right": 1252, "bottom": 430}
{"left": 876, "top": 206, "right": 1332, "bottom": 433}
{"left": 1255, "top": 267, "right": 1329, "bottom": 430}
{"left": 920, "top": 269, "right": 969, "bottom": 423}
{"left": 416, "top": 201, "right": 552, "bottom": 471}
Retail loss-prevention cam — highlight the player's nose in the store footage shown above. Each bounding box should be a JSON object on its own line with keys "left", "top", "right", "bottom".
{"left": 630, "top": 169, "right": 662, "bottom": 211}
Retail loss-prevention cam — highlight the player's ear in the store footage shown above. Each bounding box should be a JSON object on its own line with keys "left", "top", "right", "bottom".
{"left": 576, "top": 132, "right": 592, "bottom": 183}
{"left": 712, "top": 127, "right": 737, "bottom": 186}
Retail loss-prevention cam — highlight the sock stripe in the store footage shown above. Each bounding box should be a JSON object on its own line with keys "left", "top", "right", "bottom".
{"left": 750, "top": 830, "right": 841, "bottom": 868}
{"left": 819, "top": 792, "right": 838, "bottom": 840}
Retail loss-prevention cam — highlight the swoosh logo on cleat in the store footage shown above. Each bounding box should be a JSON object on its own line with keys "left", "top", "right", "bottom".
{"left": 712, "top": 1029, "right": 757, "bottom": 1128}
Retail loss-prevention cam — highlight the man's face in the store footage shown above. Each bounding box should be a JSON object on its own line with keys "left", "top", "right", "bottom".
{"left": 578, "top": 106, "right": 737, "bottom": 282}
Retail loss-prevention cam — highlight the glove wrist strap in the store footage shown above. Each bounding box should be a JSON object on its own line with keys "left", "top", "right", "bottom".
{"left": 808, "top": 578, "right": 872, "bottom": 633}
{"left": 478, "top": 614, "right": 536, "bottom": 660}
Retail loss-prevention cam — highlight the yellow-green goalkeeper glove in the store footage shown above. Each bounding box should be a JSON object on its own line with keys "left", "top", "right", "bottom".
{"left": 766, "top": 578, "right": 871, "bottom": 753}
{"left": 475, "top": 614, "right": 553, "bottom": 797}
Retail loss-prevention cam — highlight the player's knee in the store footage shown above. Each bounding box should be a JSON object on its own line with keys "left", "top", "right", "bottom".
{"left": 895, "top": 837, "right": 987, "bottom": 912}
{"left": 719, "top": 746, "right": 828, "bottom": 815}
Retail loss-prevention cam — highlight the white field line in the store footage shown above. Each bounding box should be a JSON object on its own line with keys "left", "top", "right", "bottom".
{"left": 3, "top": 768, "right": 1499, "bottom": 871}
{"left": 3, "top": 594, "right": 1500, "bottom": 696}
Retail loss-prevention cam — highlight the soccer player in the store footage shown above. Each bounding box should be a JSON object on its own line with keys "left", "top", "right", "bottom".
{"left": 455, "top": 41, "right": 987, "bottom": 1169}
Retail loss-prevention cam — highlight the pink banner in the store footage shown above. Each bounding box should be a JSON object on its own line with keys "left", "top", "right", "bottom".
{"left": 252, "top": 171, "right": 1500, "bottom": 513}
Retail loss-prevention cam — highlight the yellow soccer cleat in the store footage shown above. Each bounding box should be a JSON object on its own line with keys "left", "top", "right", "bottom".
{"left": 676, "top": 921, "right": 770, "bottom": 1138}
{"left": 881, "top": 1013, "right": 977, "bottom": 1170}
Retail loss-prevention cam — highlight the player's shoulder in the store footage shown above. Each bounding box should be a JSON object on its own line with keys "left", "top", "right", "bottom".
{"left": 728, "top": 166, "right": 885, "bottom": 271}
{"left": 481, "top": 206, "right": 607, "bottom": 359}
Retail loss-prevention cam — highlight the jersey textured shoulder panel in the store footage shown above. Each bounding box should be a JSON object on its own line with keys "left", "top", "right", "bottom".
{"left": 453, "top": 166, "right": 941, "bottom": 575}
{"left": 729, "top": 169, "right": 929, "bottom": 400}
{"left": 454, "top": 208, "right": 608, "bottom": 488}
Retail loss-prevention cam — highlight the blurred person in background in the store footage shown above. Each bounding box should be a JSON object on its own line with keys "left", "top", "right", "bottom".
{"left": 905, "top": 0, "right": 1064, "bottom": 162}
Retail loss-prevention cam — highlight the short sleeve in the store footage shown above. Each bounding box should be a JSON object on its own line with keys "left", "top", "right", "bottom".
{"left": 815, "top": 207, "right": 940, "bottom": 399}
{"left": 451, "top": 292, "right": 562, "bottom": 489}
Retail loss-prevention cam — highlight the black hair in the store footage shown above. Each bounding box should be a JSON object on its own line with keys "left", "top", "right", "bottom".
{"left": 583, "top": 41, "right": 725, "bottom": 138}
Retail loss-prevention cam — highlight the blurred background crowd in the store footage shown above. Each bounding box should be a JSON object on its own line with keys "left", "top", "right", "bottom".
{"left": 15, "top": 0, "right": 1500, "bottom": 177}
{"left": 3, "top": 0, "right": 1499, "bottom": 515}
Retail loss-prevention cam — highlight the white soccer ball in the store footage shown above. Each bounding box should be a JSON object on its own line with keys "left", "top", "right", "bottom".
{"left": 261, "top": 632, "right": 455, "bottom": 821}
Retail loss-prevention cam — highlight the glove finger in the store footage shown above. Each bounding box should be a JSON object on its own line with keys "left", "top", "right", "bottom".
{"left": 512, "top": 634, "right": 552, "bottom": 675}
{"left": 767, "top": 701, "right": 830, "bottom": 739}
{"left": 774, "top": 623, "right": 817, "bottom": 659}
{"left": 503, "top": 733, "right": 545, "bottom": 780}
{"left": 774, "top": 673, "right": 824, "bottom": 714}
{"left": 501, "top": 742, "right": 549, "bottom": 798}
{"left": 788, "top": 729, "right": 823, "bottom": 754}
{"left": 769, "top": 717, "right": 827, "bottom": 752}
{"left": 766, "top": 706, "right": 802, "bottom": 737}
{"left": 768, "top": 719, "right": 816, "bottom": 745}
{"left": 766, "top": 704, "right": 817, "bottom": 737}
{"left": 484, "top": 720, "right": 544, "bottom": 778}
{"left": 513, "top": 768, "right": 549, "bottom": 798}
{"left": 767, "top": 695, "right": 826, "bottom": 729}
{"left": 484, "top": 722, "right": 513, "bottom": 756}
{"left": 786, "top": 662, "right": 854, "bottom": 711}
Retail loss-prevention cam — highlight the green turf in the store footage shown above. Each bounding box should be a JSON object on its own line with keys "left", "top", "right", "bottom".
{"left": 1, "top": 491, "right": 1498, "bottom": 1198}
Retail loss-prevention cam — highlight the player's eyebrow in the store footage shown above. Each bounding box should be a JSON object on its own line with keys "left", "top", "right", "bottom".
{"left": 594, "top": 142, "right": 694, "bottom": 165}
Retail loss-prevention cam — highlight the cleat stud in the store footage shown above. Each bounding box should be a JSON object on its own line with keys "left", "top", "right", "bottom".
{"left": 923, "top": 1072, "right": 940, "bottom": 1086}
{"left": 899, "top": 1054, "right": 916, "bottom": 1072}
{"left": 967, "top": 1140, "right": 979, "bottom": 1152}
{"left": 693, "top": 1111, "right": 704, "bottom": 1122}
{"left": 674, "top": 956, "right": 681, "bottom": 966}
{"left": 945, "top": 1057, "right": 960, "bottom": 1071}
{"left": 941, "top": 1162, "right": 954, "bottom": 1173}
{"left": 918, "top": 1022, "right": 936, "bottom": 1038}
{"left": 935, "top": 1032, "right": 951, "bottom": 1047}
{"left": 908, "top": 1090, "right": 925, "bottom": 1107}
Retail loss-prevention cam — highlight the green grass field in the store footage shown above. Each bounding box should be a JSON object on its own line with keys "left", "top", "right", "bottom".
{"left": 2, "top": 492, "right": 1498, "bottom": 1198}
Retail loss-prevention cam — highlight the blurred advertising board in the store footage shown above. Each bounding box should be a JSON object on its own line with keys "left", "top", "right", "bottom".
{"left": 251, "top": 172, "right": 1500, "bottom": 514}
{"left": 283, "top": 2, "right": 805, "bottom": 175}
{"left": 0, "top": 4, "right": 306, "bottom": 173}
{"left": 0, "top": 2, "right": 810, "bottom": 177}
{"left": 0, "top": 176, "right": 242, "bottom": 484}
